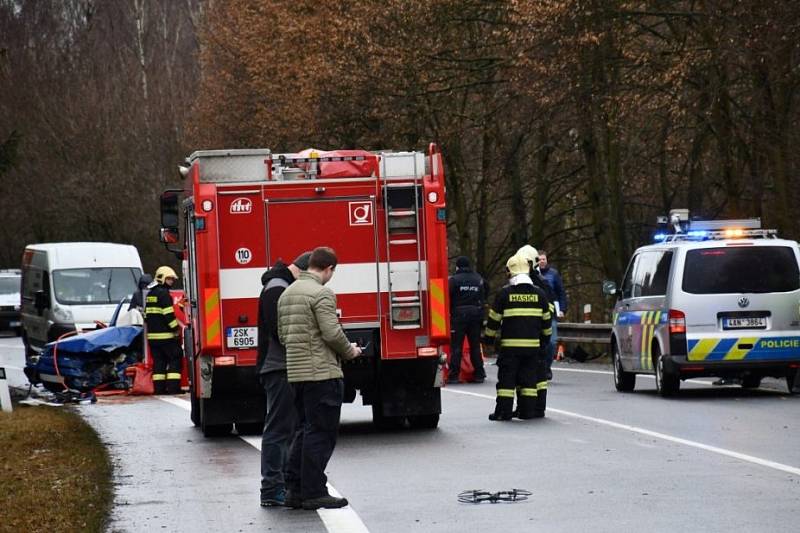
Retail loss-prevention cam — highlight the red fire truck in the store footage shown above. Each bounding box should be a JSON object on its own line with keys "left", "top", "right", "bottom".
{"left": 159, "top": 145, "right": 450, "bottom": 436}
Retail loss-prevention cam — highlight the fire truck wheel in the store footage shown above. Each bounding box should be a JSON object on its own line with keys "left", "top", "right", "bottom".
{"left": 236, "top": 422, "right": 264, "bottom": 435}
{"left": 408, "top": 414, "right": 439, "bottom": 429}
{"left": 371, "top": 403, "right": 405, "bottom": 430}
{"left": 190, "top": 392, "right": 200, "bottom": 426}
{"left": 200, "top": 399, "right": 233, "bottom": 437}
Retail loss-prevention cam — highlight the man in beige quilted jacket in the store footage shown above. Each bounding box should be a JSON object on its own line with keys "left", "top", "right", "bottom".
{"left": 278, "top": 246, "right": 362, "bottom": 510}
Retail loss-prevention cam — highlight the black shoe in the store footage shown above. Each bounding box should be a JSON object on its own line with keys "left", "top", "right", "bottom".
{"left": 546, "top": 369, "right": 553, "bottom": 381}
{"left": 284, "top": 490, "right": 302, "bottom": 509}
{"left": 260, "top": 489, "right": 286, "bottom": 507}
{"left": 488, "top": 412, "right": 513, "bottom": 421}
{"left": 302, "top": 495, "right": 349, "bottom": 510}
{"left": 516, "top": 411, "right": 545, "bottom": 419}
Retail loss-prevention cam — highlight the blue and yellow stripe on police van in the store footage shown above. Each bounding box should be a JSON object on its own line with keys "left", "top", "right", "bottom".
{"left": 639, "top": 311, "right": 662, "bottom": 370}
{"left": 687, "top": 336, "right": 800, "bottom": 361}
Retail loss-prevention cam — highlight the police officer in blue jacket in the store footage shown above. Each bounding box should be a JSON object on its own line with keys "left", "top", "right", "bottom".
{"left": 448, "top": 256, "right": 488, "bottom": 384}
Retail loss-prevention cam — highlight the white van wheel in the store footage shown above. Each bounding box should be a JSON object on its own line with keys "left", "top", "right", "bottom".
{"left": 613, "top": 342, "right": 635, "bottom": 392}
{"left": 654, "top": 347, "right": 679, "bottom": 397}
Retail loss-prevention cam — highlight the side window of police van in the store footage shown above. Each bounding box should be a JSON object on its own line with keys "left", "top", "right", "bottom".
{"left": 620, "top": 254, "right": 640, "bottom": 299}
{"left": 643, "top": 251, "right": 673, "bottom": 296}
{"left": 631, "top": 253, "right": 653, "bottom": 298}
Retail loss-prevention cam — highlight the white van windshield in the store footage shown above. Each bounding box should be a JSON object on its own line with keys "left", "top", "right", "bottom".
{"left": 52, "top": 268, "right": 141, "bottom": 305}
{"left": 0, "top": 277, "right": 20, "bottom": 295}
{"left": 682, "top": 246, "right": 800, "bottom": 294}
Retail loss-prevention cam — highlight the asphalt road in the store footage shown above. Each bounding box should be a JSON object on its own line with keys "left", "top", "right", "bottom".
{"left": 3, "top": 335, "right": 799, "bottom": 532}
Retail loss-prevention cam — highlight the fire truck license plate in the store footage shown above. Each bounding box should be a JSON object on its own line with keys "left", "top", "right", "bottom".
{"left": 226, "top": 327, "right": 257, "bottom": 349}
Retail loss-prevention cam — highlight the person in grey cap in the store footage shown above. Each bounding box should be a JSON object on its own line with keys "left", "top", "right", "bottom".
{"left": 448, "top": 256, "right": 489, "bottom": 384}
{"left": 257, "top": 251, "right": 311, "bottom": 507}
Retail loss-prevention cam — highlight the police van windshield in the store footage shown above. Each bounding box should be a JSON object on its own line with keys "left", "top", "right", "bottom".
{"left": 682, "top": 246, "right": 799, "bottom": 294}
{"left": 0, "top": 276, "right": 20, "bottom": 295}
{"left": 52, "top": 268, "right": 141, "bottom": 305}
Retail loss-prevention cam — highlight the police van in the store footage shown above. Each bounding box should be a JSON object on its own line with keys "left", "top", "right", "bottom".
{"left": 604, "top": 211, "right": 800, "bottom": 396}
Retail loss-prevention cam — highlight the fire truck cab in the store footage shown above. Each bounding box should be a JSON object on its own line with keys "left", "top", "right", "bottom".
{"left": 160, "top": 145, "right": 450, "bottom": 436}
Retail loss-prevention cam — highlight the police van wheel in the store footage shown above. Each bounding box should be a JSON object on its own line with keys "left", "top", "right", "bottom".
{"left": 787, "top": 371, "right": 798, "bottom": 394}
{"left": 654, "top": 348, "right": 679, "bottom": 397}
{"left": 613, "top": 343, "right": 635, "bottom": 392}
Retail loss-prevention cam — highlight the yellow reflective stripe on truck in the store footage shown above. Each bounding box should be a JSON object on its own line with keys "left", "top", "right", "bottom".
{"left": 429, "top": 278, "right": 447, "bottom": 340}
{"left": 204, "top": 288, "right": 221, "bottom": 348}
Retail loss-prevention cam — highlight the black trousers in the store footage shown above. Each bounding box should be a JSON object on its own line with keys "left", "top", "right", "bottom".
{"left": 151, "top": 342, "right": 181, "bottom": 394}
{"left": 450, "top": 309, "right": 485, "bottom": 381}
{"left": 493, "top": 353, "right": 548, "bottom": 418}
{"left": 260, "top": 371, "right": 297, "bottom": 498}
{"left": 286, "top": 378, "right": 344, "bottom": 500}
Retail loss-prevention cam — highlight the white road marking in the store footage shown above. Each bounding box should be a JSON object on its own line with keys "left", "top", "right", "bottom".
{"left": 553, "top": 366, "right": 714, "bottom": 386}
{"left": 443, "top": 388, "right": 800, "bottom": 477}
{"left": 159, "top": 396, "right": 371, "bottom": 533}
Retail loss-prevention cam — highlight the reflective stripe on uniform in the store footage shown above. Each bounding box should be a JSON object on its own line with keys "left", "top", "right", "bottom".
{"left": 167, "top": 319, "right": 178, "bottom": 329}
{"left": 488, "top": 309, "right": 502, "bottom": 321}
{"left": 147, "top": 332, "right": 176, "bottom": 340}
{"left": 496, "top": 388, "right": 516, "bottom": 398}
{"left": 542, "top": 327, "right": 553, "bottom": 336}
{"left": 503, "top": 308, "right": 543, "bottom": 318}
{"left": 152, "top": 374, "right": 166, "bottom": 381}
{"left": 484, "top": 328, "right": 497, "bottom": 338}
{"left": 166, "top": 372, "right": 181, "bottom": 380}
{"left": 536, "top": 381, "right": 548, "bottom": 390}
{"left": 145, "top": 306, "right": 176, "bottom": 315}
{"left": 500, "top": 338, "right": 541, "bottom": 348}
{"left": 518, "top": 387, "right": 538, "bottom": 397}
{"left": 543, "top": 311, "right": 552, "bottom": 321}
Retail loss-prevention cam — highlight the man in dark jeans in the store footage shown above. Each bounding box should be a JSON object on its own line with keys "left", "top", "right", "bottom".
{"left": 278, "top": 247, "right": 362, "bottom": 510}
{"left": 257, "top": 252, "right": 311, "bottom": 507}
{"left": 448, "top": 256, "right": 488, "bottom": 384}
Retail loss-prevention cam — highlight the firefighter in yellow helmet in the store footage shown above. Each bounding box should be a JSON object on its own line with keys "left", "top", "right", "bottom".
{"left": 482, "top": 254, "right": 552, "bottom": 420}
{"left": 145, "top": 266, "right": 182, "bottom": 394}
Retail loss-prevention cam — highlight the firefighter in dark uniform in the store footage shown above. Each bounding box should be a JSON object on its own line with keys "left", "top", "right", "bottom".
{"left": 448, "top": 256, "right": 488, "bottom": 384}
{"left": 145, "top": 266, "right": 182, "bottom": 394}
{"left": 483, "top": 254, "right": 552, "bottom": 420}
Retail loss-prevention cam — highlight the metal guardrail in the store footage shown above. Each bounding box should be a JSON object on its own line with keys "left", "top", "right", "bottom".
{"left": 557, "top": 322, "right": 612, "bottom": 344}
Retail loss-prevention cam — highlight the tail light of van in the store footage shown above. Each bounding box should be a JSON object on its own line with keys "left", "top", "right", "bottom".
{"left": 668, "top": 309, "right": 686, "bottom": 334}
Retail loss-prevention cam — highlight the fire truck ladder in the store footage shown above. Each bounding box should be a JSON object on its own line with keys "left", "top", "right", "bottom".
{"left": 384, "top": 180, "right": 424, "bottom": 330}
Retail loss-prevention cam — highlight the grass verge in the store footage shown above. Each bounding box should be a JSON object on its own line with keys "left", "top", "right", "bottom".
{"left": 0, "top": 404, "right": 112, "bottom": 532}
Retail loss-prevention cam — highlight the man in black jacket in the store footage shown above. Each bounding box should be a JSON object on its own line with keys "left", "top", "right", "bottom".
{"left": 258, "top": 251, "right": 311, "bottom": 507}
{"left": 448, "top": 256, "right": 489, "bottom": 384}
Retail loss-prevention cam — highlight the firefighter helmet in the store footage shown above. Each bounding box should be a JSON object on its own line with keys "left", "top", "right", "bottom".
{"left": 516, "top": 244, "right": 539, "bottom": 264}
{"left": 155, "top": 266, "right": 179, "bottom": 283}
{"left": 506, "top": 254, "right": 530, "bottom": 275}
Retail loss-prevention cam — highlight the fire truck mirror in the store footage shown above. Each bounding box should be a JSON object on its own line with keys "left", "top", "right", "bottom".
{"left": 160, "top": 190, "right": 180, "bottom": 230}
{"left": 160, "top": 227, "right": 179, "bottom": 245}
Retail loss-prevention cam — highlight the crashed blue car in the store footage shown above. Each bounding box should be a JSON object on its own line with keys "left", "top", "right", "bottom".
{"left": 25, "top": 299, "right": 144, "bottom": 392}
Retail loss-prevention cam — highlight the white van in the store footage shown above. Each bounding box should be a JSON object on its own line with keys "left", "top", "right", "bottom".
{"left": 604, "top": 214, "right": 800, "bottom": 396}
{"left": 21, "top": 243, "right": 143, "bottom": 360}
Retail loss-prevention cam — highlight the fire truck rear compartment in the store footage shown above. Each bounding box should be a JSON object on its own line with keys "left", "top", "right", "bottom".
{"left": 343, "top": 327, "right": 441, "bottom": 419}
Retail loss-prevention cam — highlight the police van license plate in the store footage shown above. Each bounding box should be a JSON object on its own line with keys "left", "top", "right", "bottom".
{"left": 723, "top": 317, "right": 766, "bottom": 329}
{"left": 226, "top": 327, "right": 257, "bottom": 349}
